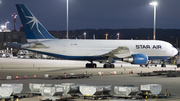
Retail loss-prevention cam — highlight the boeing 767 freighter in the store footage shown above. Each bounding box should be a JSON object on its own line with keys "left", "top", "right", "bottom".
{"left": 6, "top": 4, "right": 178, "bottom": 68}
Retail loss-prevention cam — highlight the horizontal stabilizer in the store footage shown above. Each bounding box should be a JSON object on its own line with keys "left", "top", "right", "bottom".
{"left": 5, "top": 42, "right": 49, "bottom": 48}
{"left": 21, "top": 43, "right": 49, "bottom": 48}
{"left": 5, "top": 42, "right": 22, "bottom": 48}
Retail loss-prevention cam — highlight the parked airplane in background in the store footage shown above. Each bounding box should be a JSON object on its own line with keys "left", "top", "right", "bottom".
{"left": 6, "top": 4, "right": 178, "bottom": 68}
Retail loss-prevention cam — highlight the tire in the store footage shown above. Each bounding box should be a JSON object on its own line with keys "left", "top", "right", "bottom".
{"left": 103, "top": 64, "right": 106, "bottom": 68}
{"left": 110, "top": 64, "right": 115, "bottom": 68}
{"left": 177, "top": 64, "right": 180, "bottom": 68}
{"left": 161, "top": 64, "right": 166, "bottom": 67}
{"left": 104, "top": 63, "right": 110, "bottom": 68}
{"left": 86, "top": 63, "right": 97, "bottom": 68}
{"left": 86, "top": 63, "right": 90, "bottom": 68}
{"left": 93, "top": 63, "right": 97, "bottom": 68}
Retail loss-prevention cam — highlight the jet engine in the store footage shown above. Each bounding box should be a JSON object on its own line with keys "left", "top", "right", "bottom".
{"left": 122, "top": 54, "right": 148, "bottom": 64}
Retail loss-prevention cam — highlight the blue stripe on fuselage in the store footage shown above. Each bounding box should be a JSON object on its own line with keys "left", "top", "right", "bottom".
{"left": 24, "top": 49, "right": 171, "bottom": 61}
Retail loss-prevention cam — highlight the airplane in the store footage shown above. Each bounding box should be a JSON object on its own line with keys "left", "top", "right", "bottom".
{"left": 5, "top": 4, "right": 178, "bottom": 68}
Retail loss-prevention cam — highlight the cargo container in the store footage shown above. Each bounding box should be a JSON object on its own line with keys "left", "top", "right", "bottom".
{"left": 79, "top": 85, "right": 111, "bottom": 100}
{"left": 29, "top": 83, "right": 52, "bottom": 94}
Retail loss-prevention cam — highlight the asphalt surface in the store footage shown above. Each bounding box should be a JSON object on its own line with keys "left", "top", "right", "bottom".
{"left": 0, "top": 58, "right": 179, "bottom": 101}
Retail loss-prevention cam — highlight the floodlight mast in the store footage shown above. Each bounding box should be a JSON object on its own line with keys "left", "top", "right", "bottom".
{"left": 66, "top": 0, "right": 69, "bottom": 39}
{"left": 150, "top": 2, "right": 158, "bottom": 40}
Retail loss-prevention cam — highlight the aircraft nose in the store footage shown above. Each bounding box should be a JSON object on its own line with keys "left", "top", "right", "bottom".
{"left": 173, "top": 48, "right": 178, "bottom": 56}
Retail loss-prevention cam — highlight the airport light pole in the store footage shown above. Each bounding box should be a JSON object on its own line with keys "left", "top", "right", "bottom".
{"left": 171, "top": 36, "right": 180, "bottom": 48}
{"left": 12, "top": 13, "right": 17, "bottom": 31}
{"left": 150, "top": 1, "right": 157, "bottom": 40}
{"left": 84, "top": 32, "right": 86, "bottom": 39}
{"left": 105, "top": 33, "right": 108, "bottom": 40}
{"left": 5, "top": 21, "right": 9, "bottom": 32}
{"left": 66, "top": 0, "right": 69, "bottom": 39}
{"left": 117, "top": 33, "right": 120, "bottom": 40}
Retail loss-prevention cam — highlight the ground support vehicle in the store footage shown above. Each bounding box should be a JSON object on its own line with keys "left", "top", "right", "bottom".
{"left": 49, "top": 74, "right": 90, "bottom": 79}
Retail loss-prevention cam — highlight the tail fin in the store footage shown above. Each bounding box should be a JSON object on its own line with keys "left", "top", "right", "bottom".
{"left": 16, "top": 4, "right": 55, "bottom": 43}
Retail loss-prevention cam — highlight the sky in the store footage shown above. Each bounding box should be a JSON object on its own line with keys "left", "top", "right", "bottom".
{"left": 0, "top": 0, "right": 180, "bottom": 31}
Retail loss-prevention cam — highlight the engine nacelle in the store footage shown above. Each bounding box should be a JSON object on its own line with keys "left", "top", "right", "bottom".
{"left": 123, "top": 54, "right": 148, "bottom": 64}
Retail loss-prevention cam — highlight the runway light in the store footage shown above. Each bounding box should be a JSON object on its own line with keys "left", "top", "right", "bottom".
{"left": 23, "top": 75, "right": 28, "bottom": 79}
{"left": 16, "top": 76, "right": 18, "bottom": 79}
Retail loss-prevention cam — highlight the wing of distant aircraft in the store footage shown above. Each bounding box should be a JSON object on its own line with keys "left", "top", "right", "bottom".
{"left": 4, "top": 4, "right": 178, "bottom": 68}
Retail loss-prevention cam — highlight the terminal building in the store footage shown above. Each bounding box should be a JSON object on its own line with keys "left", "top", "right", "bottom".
{"left": 0, "top": 27, "right": 78, "bottom": 50}
{"left": 1, "top": 27, "right": 180, "bottom": 50}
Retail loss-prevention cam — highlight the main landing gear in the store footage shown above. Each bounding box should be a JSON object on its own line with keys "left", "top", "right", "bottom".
{"left": 161, "top": 63, "right": 166, "bottom": 67}
{"left": 85, "top": 62, "right": 115, "bottom": 68}
{"left": 86, "top": 62, "right": 97, "bottom": 68}
{"left": 103, "top": 63, "right": 115, "bottom": 68}
{"left": 161, "top": 60, "right": 166, "bottom": 67}
{"left": 86, "top": 57, "right": 115, "bottom": 68}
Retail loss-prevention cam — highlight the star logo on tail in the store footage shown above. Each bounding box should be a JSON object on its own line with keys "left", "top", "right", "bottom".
{"left": 25, "top": 15, "right": 45, "bottom": 38}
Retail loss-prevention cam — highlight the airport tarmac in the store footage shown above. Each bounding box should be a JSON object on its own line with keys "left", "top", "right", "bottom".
{"left": 0, "top": 58, "right": 180, "bottom": 101}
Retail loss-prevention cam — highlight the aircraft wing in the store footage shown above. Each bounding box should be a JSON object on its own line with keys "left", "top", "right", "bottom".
{"left": 102, "top": 46, "right": 132, "bottom": 58}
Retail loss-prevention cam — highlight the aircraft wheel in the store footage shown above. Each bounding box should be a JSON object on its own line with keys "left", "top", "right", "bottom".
{"left": 103, "top": 63, "right": 110, "bottom": 68}
{"left": 86, "top": 63, "right": 91, "bottom": 68}
{"left": 110, "top": 64, "right": 115, "bottom": 68}
{"left": 145, "top": 64, "right": 148, "bottom": 67}
{"left": 86, "top": 63, "right": 97, "bottom": 68}
{"left": 93, "top": 63, "right": 97, "bottom": 68}
{"left": 177, "top": 64, "right": 180, "bottom": 68}
{"left": 161, "top": 64, "right": 166, "bottom": 67}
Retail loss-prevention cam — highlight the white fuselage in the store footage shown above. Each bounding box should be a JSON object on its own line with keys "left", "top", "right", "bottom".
{"left": 26, "top": 39, "right": 177, "bottom": 61}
